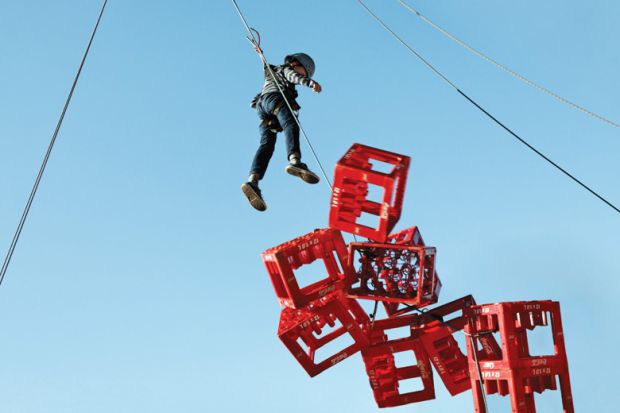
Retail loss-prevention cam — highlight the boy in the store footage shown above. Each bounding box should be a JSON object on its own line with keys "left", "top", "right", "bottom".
{"left": 241, "top": 53, "right": 322, "bottom": 211}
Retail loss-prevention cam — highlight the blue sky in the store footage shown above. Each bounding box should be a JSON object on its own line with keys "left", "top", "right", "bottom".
{"left": 0, "top": 0, "right": 618, "bottom": 411}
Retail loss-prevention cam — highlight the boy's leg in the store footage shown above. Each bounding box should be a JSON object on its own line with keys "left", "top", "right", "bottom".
{"left": 275, "top": 104, "right": 301, "bottom": 164}
{"left": 241, "top": 179, "right": 266, "bottom": 211}
{"left": 249, "top": 122, "right": 277, "bottom": 180}
{"left": 277, "top": 106, "right": 320, "bottom": 184}
{"left": 242, "top": 120, "right": 275, "bottom": 212}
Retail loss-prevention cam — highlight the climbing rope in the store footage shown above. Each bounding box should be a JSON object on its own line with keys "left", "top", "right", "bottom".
{"left": 231, "top": 0, "right": 362, "bottom": 245}
{"left": 0, "top": 0, "right": 109, "bottom": 287}
{"left": 465, "top": 331, "right": 491, "bottom": 412}
{"left": 357, "top": 0, "right": 620, "bottom": 215}
{"left": 230, "top": 0, "right": 334, "bottom": 190}
{"left": 370, "top": 300, "right": 379, "bottom": 326}
{"left": 398, "top": 0, "right": 620, "bottom": 130}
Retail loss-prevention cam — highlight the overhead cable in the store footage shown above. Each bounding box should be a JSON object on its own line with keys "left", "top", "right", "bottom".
{"left": 398, "top": 0, "right": 620, "bottom": 130}
{"left": 0, "top": 0, "right": 109, "bottom": 286}
{"left": 230, "top": 0, "right": 333, "bottom": 190}
{"left": 357, "top": 0, "right": 619, "bottom": 215}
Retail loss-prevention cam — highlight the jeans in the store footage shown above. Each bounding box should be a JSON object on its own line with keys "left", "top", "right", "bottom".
{"left": 249, "top": 93, "right": 300, "bottom": 179}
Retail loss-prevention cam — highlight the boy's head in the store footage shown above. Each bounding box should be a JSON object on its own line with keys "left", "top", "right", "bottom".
{"left": 289, "top": 61, "right": 307, "bottom": 77}
{"left": 284, "top": 53, "right": 315, "bottom": 78}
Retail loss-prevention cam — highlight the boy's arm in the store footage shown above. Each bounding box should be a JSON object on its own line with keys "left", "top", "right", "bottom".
{"left": 282, "top": 67, "right": 321, "bottom": 92}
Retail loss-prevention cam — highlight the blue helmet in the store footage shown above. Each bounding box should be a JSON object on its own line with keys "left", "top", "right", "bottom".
{"left": 284, "top": 53, "right": 315, "bottom": 78}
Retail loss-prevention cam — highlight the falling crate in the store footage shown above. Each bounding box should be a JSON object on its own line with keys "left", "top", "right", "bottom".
{"left": 382, "top": 226, "right": 443, "bottom": 316}
{"left": 362, "top": 313, "right": 435, "bottom": 407}
{"left": 412, "top": 296, "right": 502, "bottom": 396}
{"left": 464, "top": 301, "right": 574, "bottom": 413}
{"left": 278, "top": 290, "right": 370, "bottom": 377}
{"left": 262, "top": 228, "right": 351, "bottom": 309}
{"left": 259, "top": 141, "right": 576, "bottom": 411}
{"left": 347, "top": 241, "right": 441, "bottom": 308}
{"left": 329, "top": 143, "right": 410, "bottom": 242}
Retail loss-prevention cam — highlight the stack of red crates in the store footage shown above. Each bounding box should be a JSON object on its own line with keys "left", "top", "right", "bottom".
{"left": 261, "top": 143, "right": 574, "bottom": 412}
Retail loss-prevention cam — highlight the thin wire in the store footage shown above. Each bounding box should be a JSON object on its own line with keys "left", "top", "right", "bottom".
{"left": 230, "top": 0, "right": 334, "bottom": 190}
{"left": 401, "top": 302, "right": 491, "bottom": 410}
{"left": 0, "top": 0, "right": 109, "bottom": 286}
{"left": 398, "top": 0, "right": 620, "bottom": 130}
{"left": 357, "top": 0, "right": 620, "bottom": 215}
{"left": 467, "top": 333, "right": 491, "bottom": 412}
{"left": 370, "top": 300, "right": 379, "bottom": 327}
{"left": 459, "top": 91, "right": 620, "bottom": 214}
{"left": 231, "top": 0, "right": 361, "bottom": 244}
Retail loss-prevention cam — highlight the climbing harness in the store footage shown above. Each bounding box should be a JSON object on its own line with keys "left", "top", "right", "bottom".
{"left": 398, "top": 0, "right": 620, "bottom": 130}
{"left": 357, "top": 0, "right": 620, "bottom": 215}
{"left": 261, "top": 116, "right": 284, "bottom": 134}
{"left": 252, "top": 65, "right": 301, "bottom": 134}
{"left": 0, "top": 0, "right": 109, "bottom": 287}
{"left": 251, "top": 63, "right": 302, "bottom": 112}
{"left": 230, "top": 0, "right": 333, "bottom": 189}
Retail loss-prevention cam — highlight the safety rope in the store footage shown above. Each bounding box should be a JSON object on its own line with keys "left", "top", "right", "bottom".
{"left": 230, "top": 0, "right": 334, "bottom": 190}
{"left": 231, "top": 0, "right": 361, "bottom": 246}
{"left": 0, "top": 0, "right": 109, "bottom": 287}
{"left": 370, "top": 300, "right": 379, "bottom": 326}
{"left": 398, "top": 0, "right": 620, "bottom": 130}
{"left": 357, "top": 0, "right": 620, "bottom": 216}
{"left": 465, "top": 331, "right": 491, "bottom": 412}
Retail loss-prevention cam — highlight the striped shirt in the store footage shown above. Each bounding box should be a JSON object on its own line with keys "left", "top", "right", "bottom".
{"left": 260, "top": 64, "right": 316, "bottom": 96}
{"left": 253, "top": 64, "right": 317, "bottom": 109}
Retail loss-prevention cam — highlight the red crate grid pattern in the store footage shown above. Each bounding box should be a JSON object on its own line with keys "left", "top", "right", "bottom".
{"left": 261, "top": 143, "right": 572, "bottom": 411}
{"left": 362, "top": 315, "right": 435, "bottom": 407}
{"left": 464, "top": 301, "right": 574, "bottom": 413}
{"left": 347, "top": 241, "right": 441, "bottom": 307}
{"left": 408, "top": 296, "right": 502, "bottom": 396}
{"left": 278, "top": 290, "right": 370, "bottom": 377}
{"left": 262, "top": 228, "right": 351, "bottom": 309}
{"left": 329, "top": 143, "right": 410, "bottom": 242}
{"left": 383, "top": 226, "right": 443, "bottom": 317}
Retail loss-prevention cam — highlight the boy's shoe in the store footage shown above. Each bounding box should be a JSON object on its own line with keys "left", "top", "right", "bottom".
{"left": 285, "top": 162, "right": 320, "bottom": 184}
{"left": 241, "top": 181, "right": 267, "bottom": 211}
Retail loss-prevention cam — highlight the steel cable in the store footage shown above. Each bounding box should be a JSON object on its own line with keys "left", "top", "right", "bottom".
{"left": 398, "top": 0, "right": 620, "bottom": 130}
{"left": 230, "top": 0, "right": 334, "bottom": 190}
{"left": 231, "top": 0, "right": 361, "bottom": 244}
{"left": 467, "top": 332, "right": 491, "bottom": 411}
{"left": 0, "top": 0, "right": 109, "bottom": 286}
{"left": 357, "top": 0, "right": 619, "bottom": 215}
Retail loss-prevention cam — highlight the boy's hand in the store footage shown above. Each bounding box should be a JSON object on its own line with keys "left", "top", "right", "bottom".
{"left": 312, "top": 82, "right": 322, "bottom": 93}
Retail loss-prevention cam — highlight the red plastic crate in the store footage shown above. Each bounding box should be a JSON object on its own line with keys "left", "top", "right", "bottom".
{"left": 347, "top": 242, "right": 441, "bottom": 308}
{"left": 362, "top": 314, "right": 435, "bottom": 407}
{"left": 278, "top": 291, "right": 371, "bottom": 377}
{"left": 387, "top": 226, "right": 426, "bottom": 246}
{"left": 382, "top": 226, "right": 443, "bottom": 316}
{"left": 411, "top": 296, "right": 502, "bottom": 396}
{"left": 262, "top": 228, "right": 351, "bottom": 309}
{"left": 329, "top": 143, "right": 410, "bottom": 242}
{"left": 464, "top": 301, "right": 574, "bottom": 413}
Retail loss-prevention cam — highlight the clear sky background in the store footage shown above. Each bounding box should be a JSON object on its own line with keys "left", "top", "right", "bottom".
{"left": 0, "top": 0, "right": 618, "bottom": 412}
